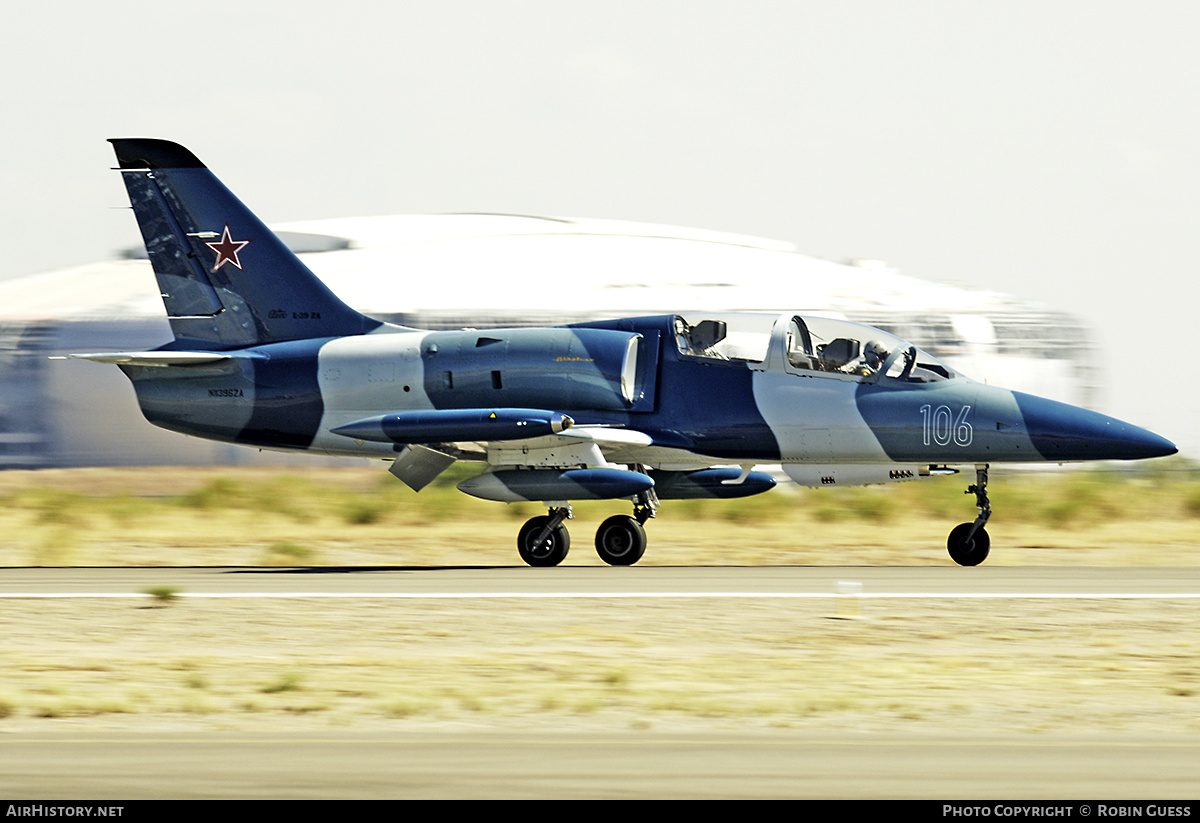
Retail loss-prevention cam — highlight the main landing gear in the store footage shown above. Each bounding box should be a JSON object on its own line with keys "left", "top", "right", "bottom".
{"left": 517, "top": 507, "right": 572, "bottom": 567}
{"left": 517, "top": 485, "right": 658, "bottom": 567}
{"left": 947, "top": 464, "right": 991, "bottom": 566}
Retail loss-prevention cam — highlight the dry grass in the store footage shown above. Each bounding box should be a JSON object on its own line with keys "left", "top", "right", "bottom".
{"left": 0, "top": 597, "right": 1197, "bottom": 735}
{"left": 0, "top": 460, "right": 1197, "bottom": 567}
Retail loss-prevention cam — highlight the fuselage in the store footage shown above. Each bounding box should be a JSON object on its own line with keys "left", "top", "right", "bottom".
{"left": 118, "top": 312, "right": 1175, "bottom": 477}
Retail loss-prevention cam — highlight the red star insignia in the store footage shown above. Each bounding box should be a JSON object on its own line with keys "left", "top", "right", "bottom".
{"left": 204, "top": 224, "right": 251, "bottom": 273}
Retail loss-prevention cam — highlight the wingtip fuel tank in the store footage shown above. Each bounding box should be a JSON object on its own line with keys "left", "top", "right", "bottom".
{"left": 332, "top": 408, "right": 573, "bottom": 445}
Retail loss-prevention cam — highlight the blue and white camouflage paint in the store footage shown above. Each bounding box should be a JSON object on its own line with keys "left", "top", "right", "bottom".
{"left": 69, "top": 139, "right": 1177, "bottom": 567}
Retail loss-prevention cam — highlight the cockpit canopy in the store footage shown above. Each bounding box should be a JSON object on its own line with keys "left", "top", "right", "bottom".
{"left": 673, "top": 312, "right": 960, "bottom": 383}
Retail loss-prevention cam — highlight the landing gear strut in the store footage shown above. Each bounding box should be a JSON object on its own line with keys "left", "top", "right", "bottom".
{"left": 518, "top": 506, "right": 572, "bottom": 567}
{"left": 948, "top": 464, "right": 991, "bottom": 566}
{"left": 515, "top": 471, "right": 659, "bottom": 567}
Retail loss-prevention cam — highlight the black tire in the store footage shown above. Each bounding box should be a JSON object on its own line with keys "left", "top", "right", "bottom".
{"left": 518, "top": 516, "right": 570, "bottom": 566}
{"left": 594, "top": 515, "right": 647, "bottom": 566}
{"left": 947, "top": 522, "right": 990, "bottom": 566}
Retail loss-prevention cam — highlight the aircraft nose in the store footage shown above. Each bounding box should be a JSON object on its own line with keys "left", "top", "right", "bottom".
{"left": 1012, "top": 392, "right": 1177, "bottom": 461}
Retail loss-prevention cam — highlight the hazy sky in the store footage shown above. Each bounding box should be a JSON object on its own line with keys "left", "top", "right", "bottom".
{"left": 3, "top": 1, "right": 1197, "bottom": 454}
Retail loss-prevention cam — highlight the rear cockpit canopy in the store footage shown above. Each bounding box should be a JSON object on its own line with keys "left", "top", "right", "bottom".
{"left": 672, "top": 312, "right": 960, "bottom": 383}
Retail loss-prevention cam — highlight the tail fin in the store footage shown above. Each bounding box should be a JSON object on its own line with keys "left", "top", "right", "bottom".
{"left": 110, "top": 138, "right": 380, "bottom": 349}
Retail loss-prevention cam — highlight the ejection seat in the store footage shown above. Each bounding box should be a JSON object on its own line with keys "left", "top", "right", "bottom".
{"left": 817, "top": 338, "right": 860, "bottom": 370}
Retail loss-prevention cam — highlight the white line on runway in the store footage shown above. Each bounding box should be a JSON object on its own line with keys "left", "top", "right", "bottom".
{"left": 2, "top": 592, "right": 1200, "bottom": 599}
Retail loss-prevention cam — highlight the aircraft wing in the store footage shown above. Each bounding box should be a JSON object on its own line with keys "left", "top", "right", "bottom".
{"left": 557, "top": 426, "right": 655, "bottom": 448}
{"left": 329, "top": 409, "right": 666, "bottom": 460}
{"left": 55, "top": 351, "right": 266, "bottom": 367}
{"left": 328, "top": 408, "right": 688, "bottom": 491}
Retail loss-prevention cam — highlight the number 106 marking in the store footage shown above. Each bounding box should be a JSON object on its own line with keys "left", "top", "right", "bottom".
{"left": 920, "top": 404, "right": 973, "bottom": 447}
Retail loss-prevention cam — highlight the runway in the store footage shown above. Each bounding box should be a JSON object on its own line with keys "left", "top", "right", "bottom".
{"left": 2, "top": 565, "right": 1199, "bottom": 799}
{"left": 4, "top": 564, "right": 1200, "bottom": 597}
{"left": 4, "top": 731, "right": 1199, "bottom": 800}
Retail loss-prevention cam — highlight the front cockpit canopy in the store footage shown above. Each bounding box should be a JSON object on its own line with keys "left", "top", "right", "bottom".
{"left": 673, "top": 312, "right": 960, "bottom": 383}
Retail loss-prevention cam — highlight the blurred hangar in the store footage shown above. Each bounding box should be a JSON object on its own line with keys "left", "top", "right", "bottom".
{"left": 0, "top": 214, "right": 1096, "bottom": 469}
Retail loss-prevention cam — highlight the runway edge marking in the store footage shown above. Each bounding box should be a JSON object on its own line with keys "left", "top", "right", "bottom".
{"left": 2, "top": 592, "right": 1200, "bottom": 600}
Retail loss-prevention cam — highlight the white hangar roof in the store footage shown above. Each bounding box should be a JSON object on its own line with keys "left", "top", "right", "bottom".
{"left": 0, "top": 213, "right": 1028, "bottom": 325}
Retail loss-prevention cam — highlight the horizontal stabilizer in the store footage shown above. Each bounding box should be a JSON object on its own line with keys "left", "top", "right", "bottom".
{"left": 54, "top": 351, "right": 264, "bottom": 367}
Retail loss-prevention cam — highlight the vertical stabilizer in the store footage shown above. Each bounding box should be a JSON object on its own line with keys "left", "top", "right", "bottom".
{"left": 109, "top": 138, "right": 380, "bottom": 349}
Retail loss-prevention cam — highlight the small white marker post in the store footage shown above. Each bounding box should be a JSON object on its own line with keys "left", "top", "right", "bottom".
{"left": 832, "top": 580, "right": 863, "bottom": 619}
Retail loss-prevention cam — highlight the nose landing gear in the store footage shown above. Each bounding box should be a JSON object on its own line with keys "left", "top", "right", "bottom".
{"left": 948, "top": 464, "right": 991, "bottom": 566}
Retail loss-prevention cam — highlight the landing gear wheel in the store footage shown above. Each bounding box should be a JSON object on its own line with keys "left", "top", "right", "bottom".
{"left": 947, "top": 522, "right": 990, "bottom": 566}
{"left": 946, "top": 464, "right": 993, "bottom": 566}
{"left": 595, "top": 515, "right": 647, "bottom": 566}
{"left": 518, "top": 516, "right": 570, "bottom": 567}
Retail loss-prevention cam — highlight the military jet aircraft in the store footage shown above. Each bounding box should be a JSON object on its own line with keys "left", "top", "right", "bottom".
{"left": 69, "top": 139, "right": 1177, "bottom": 567}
